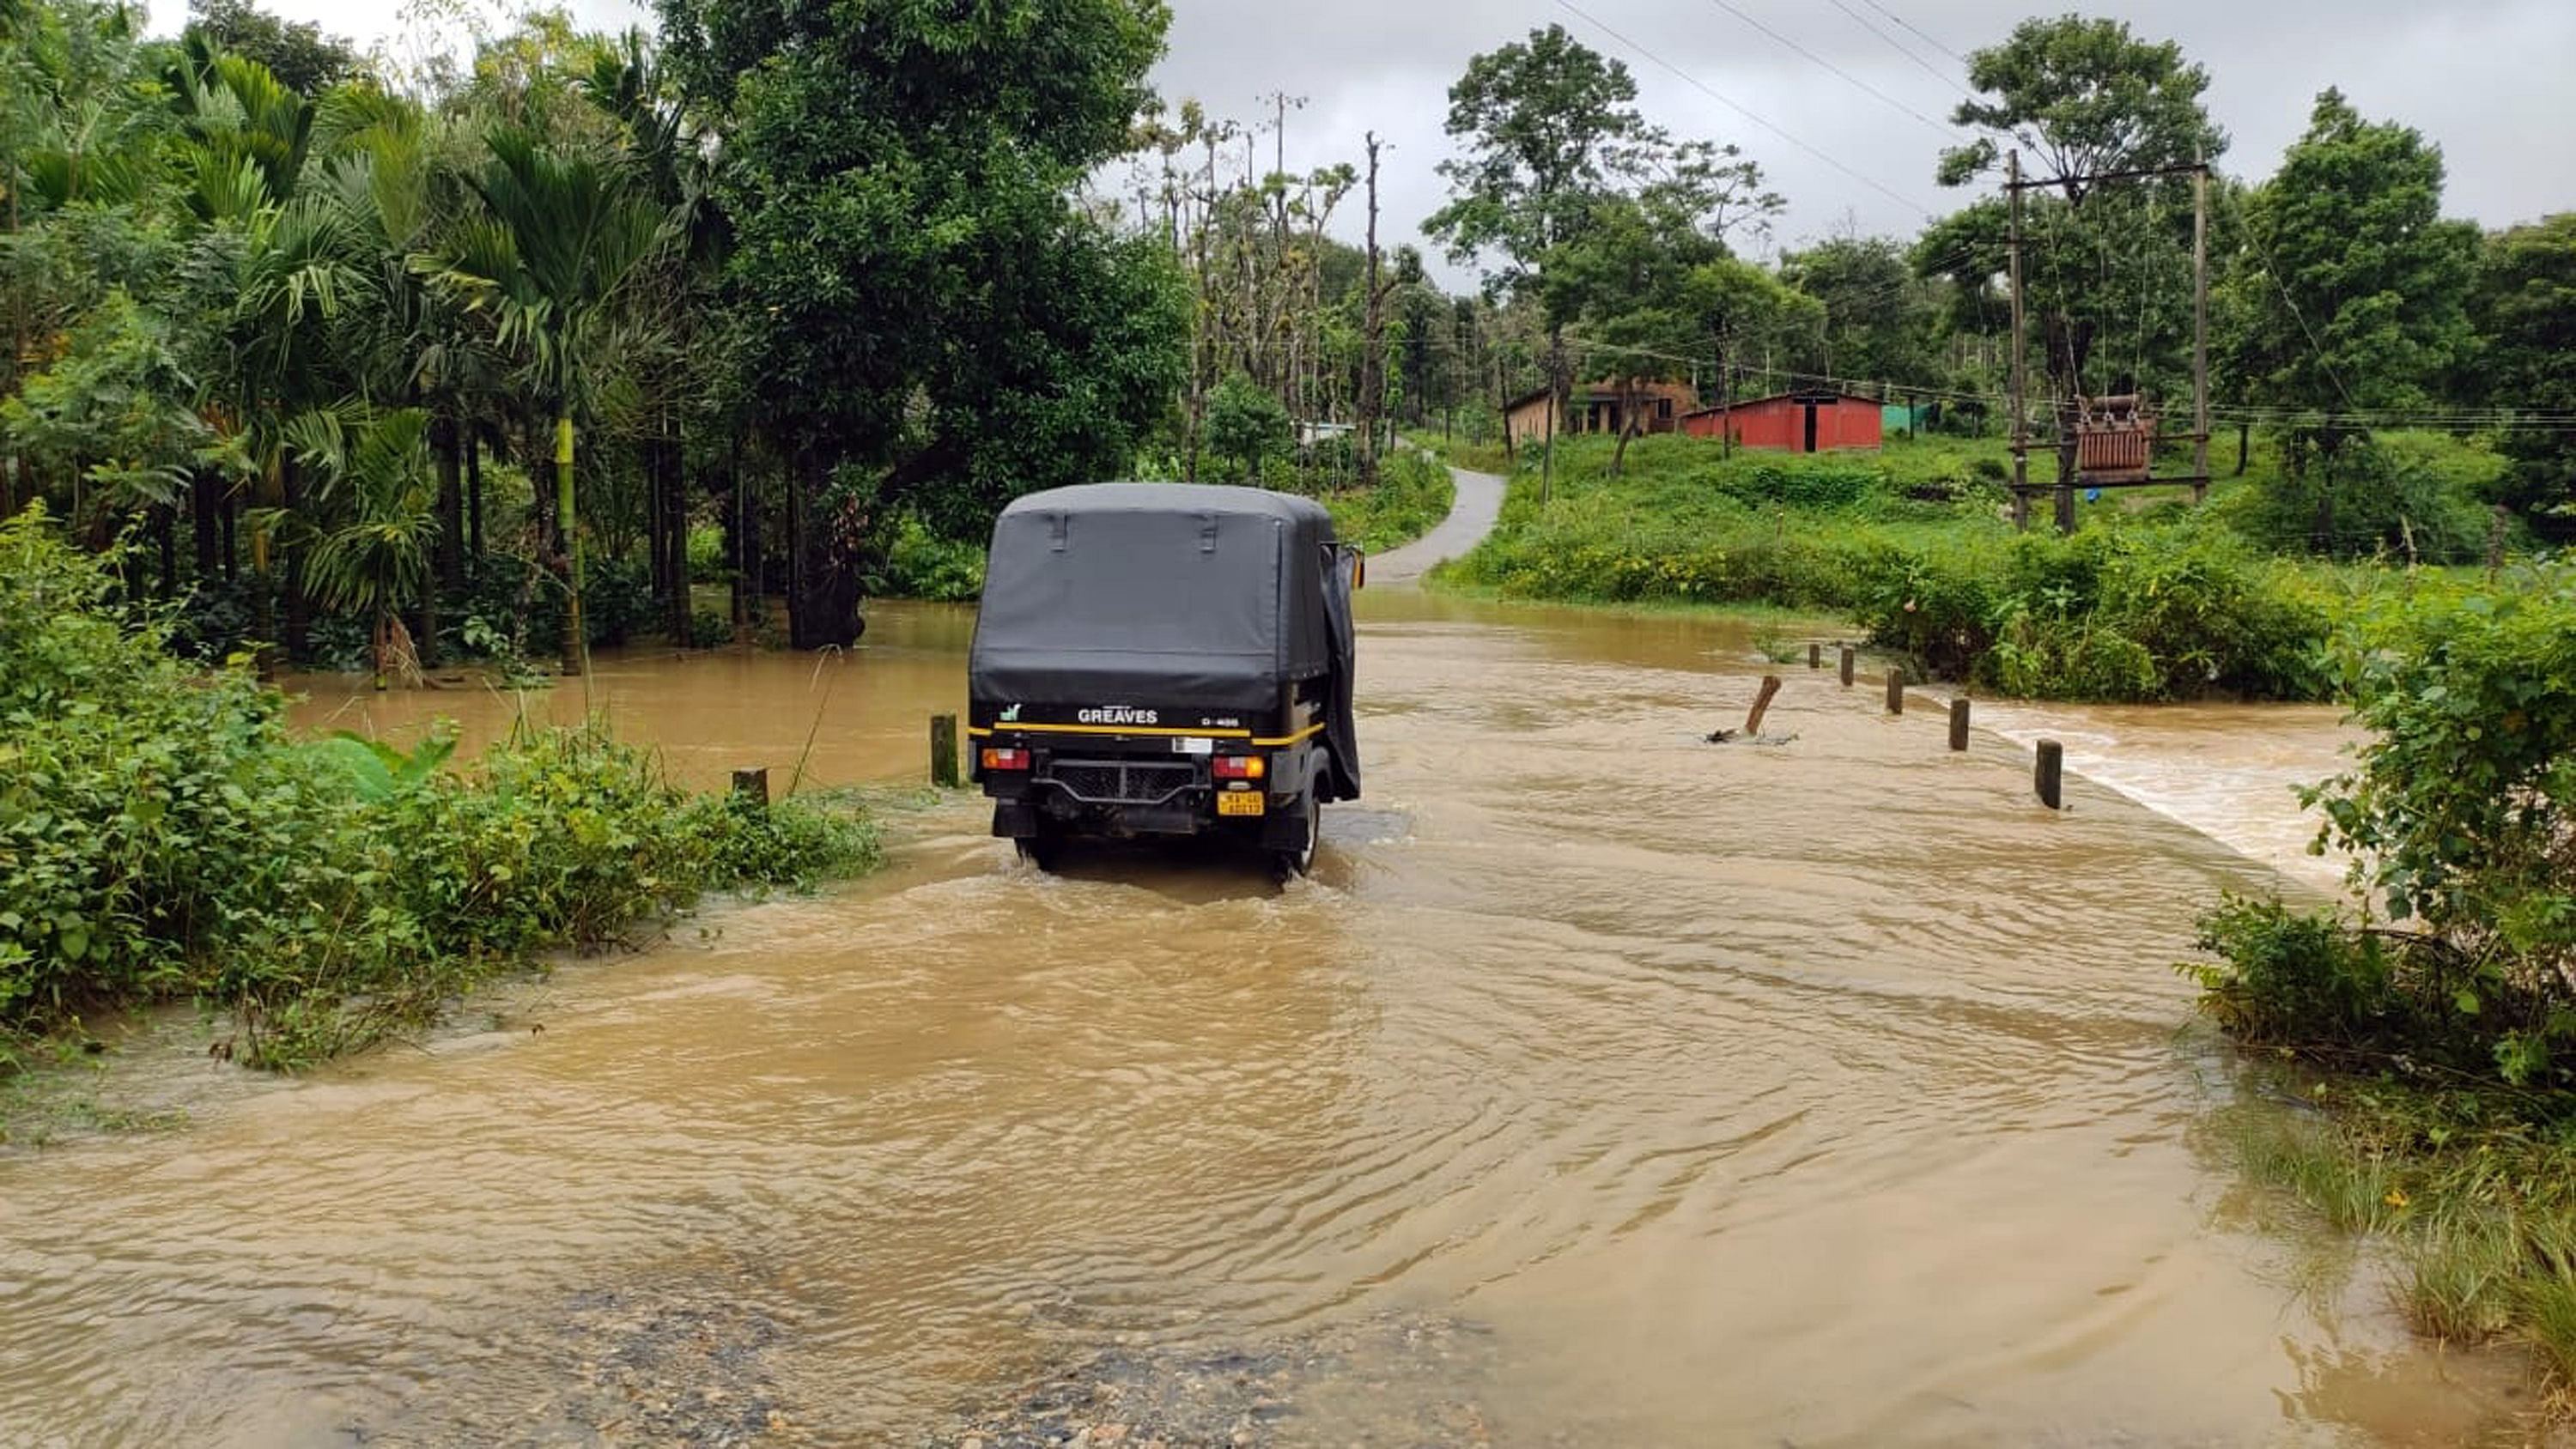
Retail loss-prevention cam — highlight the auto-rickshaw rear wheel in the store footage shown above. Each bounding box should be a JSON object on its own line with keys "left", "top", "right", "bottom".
{"left": 1270, "top": 793, "right": 1319, "bottom": 882}
{"left": 1016, "top": 821, "right": 1065, "bottom": 872}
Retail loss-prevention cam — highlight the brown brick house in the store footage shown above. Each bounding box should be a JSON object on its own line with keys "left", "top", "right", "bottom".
{"left": 1502, "top": 379, "right": 1698, "bottom": 449}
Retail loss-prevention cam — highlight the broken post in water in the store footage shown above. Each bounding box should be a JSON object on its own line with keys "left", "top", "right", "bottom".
{"left": 1745, "top": 676, "right": 1783, "bottom": 737}
{"left": 1807, "top": 643, "right": 1821, "bottom": 670}
{"left": 930, "top": 713, "right": 962, "bottom": 788}
{"left": 1885, "top": 670, "right": 1905, "bottom": 715}
{"left": 2035, "top": 739, "right": 2064, "bottom": 809}
{"left": 1948, "top": 698, "right": 1971, "bottom": 752}
{"left": 1838, "top": 646, "right": 1856, "bottom": 688}
{"left": 731, "top": 767, "right": 770, "bottom": 811}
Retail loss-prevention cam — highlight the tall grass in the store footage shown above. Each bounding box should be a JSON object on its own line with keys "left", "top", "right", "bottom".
{"left": 2215, "top": 1079, "right": 2576, "bottom": 1372}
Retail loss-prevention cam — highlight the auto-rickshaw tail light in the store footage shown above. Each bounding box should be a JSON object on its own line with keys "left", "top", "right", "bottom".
{"left": 981, "top": 747, "right": 1030, "bottom": 771}
{"left": 1214, "top": 755, "right": 1266, "bottom": 780}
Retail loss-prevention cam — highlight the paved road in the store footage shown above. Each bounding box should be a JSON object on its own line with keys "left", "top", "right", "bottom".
{"left": 1364, "top": 462, "right": 1505, "bottom": 586}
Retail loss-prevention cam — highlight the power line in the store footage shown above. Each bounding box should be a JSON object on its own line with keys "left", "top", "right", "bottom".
{"left": 1694, "top": 0, "right": 1960, "bottom": 141}
{"left": 1825, "top": 0, "right": 1981, "bottom": 112}
{"left": 2239, "top": 222, "right": 2360, "bottom": 416}
{"left": 1552, "top": 331, "right": 2576, "bottom": 432}
{"left": 1856, "top": 0, "right": 1971, "bottom": 69}
{"left": 1552, "top": 0, "right": 1941, "bottom": 221}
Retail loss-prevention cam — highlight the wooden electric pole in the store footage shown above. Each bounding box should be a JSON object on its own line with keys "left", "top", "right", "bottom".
{"left": 2008, "top": 149, "right": 2029, "bottom": 530}
{"left": 1358, "top": 132, "right": 1388, "bottom": 488}
{"left": 2192, "top": 153, "right": 2211, "bottom": 504}
{"left": 2004, "top": 153, "right": 2218, "bottom": 529}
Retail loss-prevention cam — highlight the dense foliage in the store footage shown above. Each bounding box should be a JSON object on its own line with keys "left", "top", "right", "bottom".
{"left": 2187, "top": 568, "right": 2576, "bottom": 1376}
{"left": 2193, "top": 567, "right": 2576, "bottom": 1085}
{"left": 658, "top": 0, "right": 1187, "bottom": 641}
{"left": 0, "top": 508, "right": 876, "bottom": 1071}
{"left": 2473, "top": 215, "right": 2576, "bottom": 529}
{"left": 5, "top": 3, "right": 2568, "bottom": 664}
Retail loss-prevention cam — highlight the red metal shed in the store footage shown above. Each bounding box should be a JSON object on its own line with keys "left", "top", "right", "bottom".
{"left": 1680, "top": 391, "right": 1884, "bottom": 452}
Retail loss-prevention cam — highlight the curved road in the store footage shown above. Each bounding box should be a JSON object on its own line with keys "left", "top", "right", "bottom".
{"left": 1364, "top": 461, "right": 1504, "bottom": 585}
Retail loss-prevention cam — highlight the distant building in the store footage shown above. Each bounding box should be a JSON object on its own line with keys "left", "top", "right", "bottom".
{"left": 1501, "top": 379, "right": 1698, "bottom": 450}
{"left": 1680, "top": 391, "right": 1884, "bottom": 453}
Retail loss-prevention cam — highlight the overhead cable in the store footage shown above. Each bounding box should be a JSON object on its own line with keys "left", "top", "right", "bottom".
{"left": 1551, "top": 0, "right": 1942, "bottom": 221}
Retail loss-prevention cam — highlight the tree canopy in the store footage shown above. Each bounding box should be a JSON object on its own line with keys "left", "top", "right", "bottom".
{"left": 655, "top": 0, "right": 1185, "bottom": 639}
{"left": 2230, "top": 89, "right": 2479, "bottom": 423}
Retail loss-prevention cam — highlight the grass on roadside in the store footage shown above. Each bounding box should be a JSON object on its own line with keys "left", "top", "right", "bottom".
{"left": 1428, "top": 427, "right": 2524, "bottom": 702}
{"left": 2215, "top": 1072, "right": 2576, "bottom": 1375}
{"left": 1318, "top": 448, "right": 1455, "bottom": 554}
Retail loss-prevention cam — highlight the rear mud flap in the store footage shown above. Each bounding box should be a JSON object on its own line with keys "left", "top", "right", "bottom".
{"left": 1261, "top": 796, "right": 1313, "bottom": 849}
{"left": 992, "top": 800, "right": 1038, "bottom": 840}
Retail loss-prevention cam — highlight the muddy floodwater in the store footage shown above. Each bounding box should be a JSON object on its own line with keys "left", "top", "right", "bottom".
{"left": 0, "top": 592, "right": 2543, "bottom": 1447}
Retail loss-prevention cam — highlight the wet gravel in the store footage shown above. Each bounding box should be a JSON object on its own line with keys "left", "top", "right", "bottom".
{"left": 337, "top": 1262, "right": 1510, "bottom": 1449}
{"left": 347, "top": 1276, "right": 803, "bottom": 1448}
{"left": 922, "top": 1314, "right": 1516, "bottom": 1449}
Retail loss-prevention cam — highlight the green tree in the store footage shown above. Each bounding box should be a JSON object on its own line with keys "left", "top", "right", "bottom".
{"left": 657, "top": 0, "right": 1180, "bottom": 646}
{"left": 1425, "top": 23, "right": 1657, "bottom": 500}
{"left": 1778, "top": 234, "right": 1940, "bottom": 392}
{"left": 184, "top": 0, "right": 365, "bottom": 97}
{"left": 294, "top": 406, "right": 437, "bottom": 688}
{"left": 1203, "top": 373, "right": 1291, "bottom": 485}
{"left": 2473, "top": 215, "right": 2576, "bottom": 526}
{"left": 1938, "top": 16, "right": 2222, "bottom": 197}
{"left": 1936, "top": 15, "right": 2224, "bottom": 495}
{"left": 2228, "top": 89, "right": 2480, "bottom": 548}
{"left": 0, "top": 288, "right": 209, "bottom": 564}
{"left": 1676, "top": 256, "right": 1815, "bottom": 441}
{"left": 2233, "top": 89, "right": 2476, "bottom": 420}
{"left": 2, "top": 0, "right": 185, "bottom": 518}
{"left": 1546, "top": 169, "right": 1725, "bottom": 476}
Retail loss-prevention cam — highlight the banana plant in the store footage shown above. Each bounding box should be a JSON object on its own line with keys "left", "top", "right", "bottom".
{"left": 306, "top": 727, "right": 457, "bottom": 802}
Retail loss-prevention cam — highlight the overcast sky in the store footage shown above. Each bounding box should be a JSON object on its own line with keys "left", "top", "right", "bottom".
{"left": 146, "top": 0, "right": 2574, "bottom": 288}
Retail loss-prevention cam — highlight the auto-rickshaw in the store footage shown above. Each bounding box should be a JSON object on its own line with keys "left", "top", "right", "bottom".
{"left": 966, "top": 482, "right": 1362, "bottom": 876}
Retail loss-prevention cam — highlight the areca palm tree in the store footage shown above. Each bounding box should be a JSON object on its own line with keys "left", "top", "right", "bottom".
{"left": 295, "top": 406, "right": 435, "bottom": 688}
{"left": 418, "top": 124, "right": 671, "bottom": 676}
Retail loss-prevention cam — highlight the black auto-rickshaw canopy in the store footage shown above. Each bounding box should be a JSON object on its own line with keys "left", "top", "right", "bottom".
{"left": 969, "top": 482, "right": 1360, "bottom": 800}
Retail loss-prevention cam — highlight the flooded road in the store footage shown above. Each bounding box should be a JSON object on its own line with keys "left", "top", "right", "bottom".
{"left": 0, "top": 595, "right": 2537, "bottom": 1447}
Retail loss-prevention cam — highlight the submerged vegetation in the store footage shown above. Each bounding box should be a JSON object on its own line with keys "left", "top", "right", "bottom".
{"left": 0, "top": 509, "right": 878, "bottom": 1075}
{"left": 2190, "top": 564, "right": 2576, "bottom": 1373}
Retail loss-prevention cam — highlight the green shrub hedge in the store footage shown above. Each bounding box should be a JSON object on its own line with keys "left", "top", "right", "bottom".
{"left": 0, "top": 506, "right": 877, "bottom": 1070}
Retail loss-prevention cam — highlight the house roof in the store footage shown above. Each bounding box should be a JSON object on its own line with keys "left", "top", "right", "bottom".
{"left": 1503, "top": 379, "right": 1693, "bottom": 413}
{"left": 1680, "top": 389, "right": 1879, "bottom": 418}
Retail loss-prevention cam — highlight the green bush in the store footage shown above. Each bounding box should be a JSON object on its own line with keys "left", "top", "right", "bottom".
{"left": 687, "top": 524, "right": 727, "bottom": 583}
{"left": 1451, "top": 437, "right": 2329, "bottom": 701}
{"left": 1204, "top": 373, "right": 1292, "bottom": 485}
{"left": 2192, "top": 564, "right": 2576, "bottom": 1086}
{"left": 1321, "top": 450, "right": 1455, "bottom": 554}
{"left": 2186, "top": 564, "right": 2576, "bottom": 1384}
{"left": 2215, "top": 430, "right": 2506, "bottom": 562}
{"left": 0, "top": 506, "right": 878, "bottom": 1072}
{"left": 866, "top": 512, "right": 986, "bottom": 602}
{"left": 2187, "top": 896, "right": 2405, "bottom": 1053}
{"left": 580, "top": 551, "right": 655, "bottom": 646}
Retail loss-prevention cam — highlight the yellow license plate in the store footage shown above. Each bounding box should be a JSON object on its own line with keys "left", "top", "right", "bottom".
{"left": 1216, "top": 791, "right": 1266, "bottom": 817}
